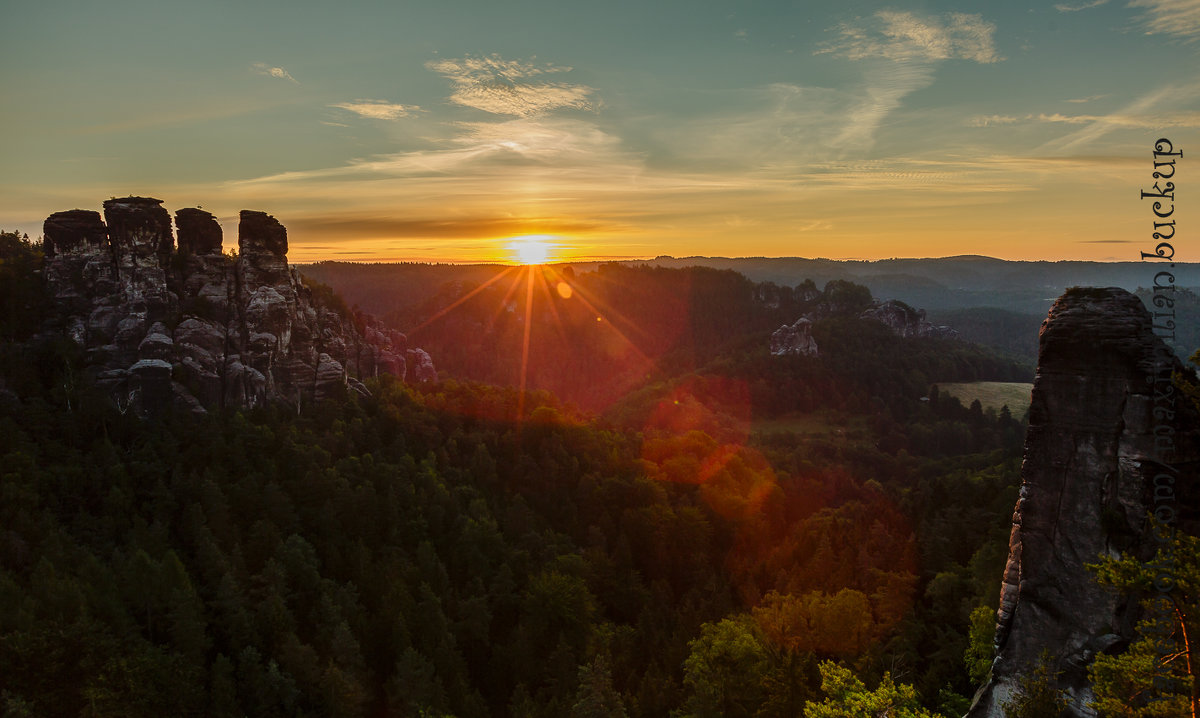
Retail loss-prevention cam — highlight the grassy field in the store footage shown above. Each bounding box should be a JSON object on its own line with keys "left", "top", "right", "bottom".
{"left": 935, "top": 381, "right": 1034, "bottom": 414}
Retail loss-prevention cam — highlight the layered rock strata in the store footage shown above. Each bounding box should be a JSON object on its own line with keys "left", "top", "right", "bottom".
{"left": 968, "top": 287, "right": 1199, "bottom": 717}
{"left": 41, "top": 197, "right": 431, "bottom": 414}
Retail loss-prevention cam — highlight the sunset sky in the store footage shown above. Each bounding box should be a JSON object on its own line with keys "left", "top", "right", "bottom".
{"left": 2, "top": 0, "right": 1198, "bottom": 263}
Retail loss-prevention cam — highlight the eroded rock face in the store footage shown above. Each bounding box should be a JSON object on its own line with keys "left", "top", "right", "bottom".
{"left": 175, "top": 208, "right": 223, "bottom": 255}
{"left": 770, "top": 318, "right": 818, "bottom": 356}
{"left": 104, "top": 196, "right": 173, "bottom": 258}
{"left": 968, "top": 287, "right": 1200, "bottom": 717}
{"left": 40, "top": 197, "right": 433, "bottom": 414}
{"left": 861, "top": 300, "right": 957, "bottom": 339}
{"left": 43, "top": 210, "right": 108, "bottom": 257}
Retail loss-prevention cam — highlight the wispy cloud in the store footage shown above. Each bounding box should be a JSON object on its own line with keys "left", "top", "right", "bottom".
{"left": 1127, "top": 0, "right": 1200, "bottom": 39}
{"left": 426, "top": 54, "right": 596, "bottom": 117}
{"left": 289, "top": 215, "right": 610, "bottom": 240}
{"left": 967, "top": 114, "right": 1023, "bottom": 127}
{"left": 251, "top": 62, "right": 299, "bottom": 84}
{"left": 1055, "top": 0, "right": 1109, "bottom": 12}
{"left": 818, "top": 11, "right": 1002, "bottom": 63}
{"left": 332, "top": 100, "right": 421, "bottom": 120}
{"left": 1065, "top": 94, "right": 1108, "bottom": 103}
{"left": 970, "top": 105, "right": 1200, "bottom": 134}
{"left": 813, "top": 12, "right": 1001, "bottom": 150}
{"left": 232, "top": 116, "right": 639, "bottom": 194}
{"left": 1038, "top": 81, "right": 1200, "bottom": 151}
{"left": 1037, "top": 110, "right": 1200, "bottom": 125}
{"left": 836, "top": 63, "right": 937, "bottom": 149}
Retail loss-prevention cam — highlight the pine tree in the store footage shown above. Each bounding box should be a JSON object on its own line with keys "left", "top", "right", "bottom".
{"left": 1089, "top": 531, "right": 1199, "bottom": 718}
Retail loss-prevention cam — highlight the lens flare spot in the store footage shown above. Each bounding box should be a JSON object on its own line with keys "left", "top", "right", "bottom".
{"left": 556, "top": 281, "right": 573, "bottom": 299}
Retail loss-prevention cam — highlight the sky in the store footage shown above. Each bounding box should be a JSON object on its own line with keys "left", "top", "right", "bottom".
{"left": 1, "top": 0, "right": 1198, "bottom": 263}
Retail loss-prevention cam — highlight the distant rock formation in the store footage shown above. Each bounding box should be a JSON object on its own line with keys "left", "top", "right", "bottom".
{"left": 41, "top": 197, "right": 434, "bottom": 414}
{"left": 770, "top": 318, "right": 818, "bottom": 357}
{"left": 769, "top": 297, "right": 956, "bottom": 357}
{"left": 967, "top": 287, "right": 1199, "bottom": 717}
{"left": 860, "top": 299, "right": 958, "bottom": 339}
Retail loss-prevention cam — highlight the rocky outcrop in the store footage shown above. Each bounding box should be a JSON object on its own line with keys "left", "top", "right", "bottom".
{"left": 860, "top": 299, "right": 957, "bottom": 339}
{"left": 968, "top": 287, "right": 1200, "bottom": 717}
{"left": 770, "top": 297, "right": 955, "bottom": 356}
{"left": 770, "top": 318, "right": 818, "bottom": 356}
{"left": 175, "top": 207, "right": 223, "bottom": 255}
{"left": 40, "top": 197, "right": 434, "bottom": 414}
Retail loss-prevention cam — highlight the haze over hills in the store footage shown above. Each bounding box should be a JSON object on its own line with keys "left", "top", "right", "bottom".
{"left": 302, "top": 256, "right": 1200, "bottom": 372}
{"left": 627, "top": 256, "right": 1200, "bottom": 313}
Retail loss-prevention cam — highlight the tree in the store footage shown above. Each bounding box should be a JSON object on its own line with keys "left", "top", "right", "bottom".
{"left": 1001, "top": 651, "right": 1067, "bottom": 718}
{"left": 571, "top": 655, "right": 628, "bottom": 718}
{"left": 680, "top": 616, "right": 770, "bottom": 718}
{"left": 965, "top": 605, "right": 995, "bottom": 685}
{"left": 1089, "top": 531, "right": 1199, "bottom": 718}
{"left": 804, "top": 661, "right": 936, "bottom": 718}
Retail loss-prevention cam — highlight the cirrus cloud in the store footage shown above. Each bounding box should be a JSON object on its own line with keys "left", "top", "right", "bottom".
{"left": 1055, "top": 0, "right": 1109, "bottom": 12}
{"left": 332, "top": 100, "right": 421, "bottom": 120}
{"left": 818, "top": 11, "right": 1002, "bottom": 63}
{"left": 1127, "top": 0, "right": 1200, "bottom": 39}
{"left": 426, "top": 54, "right": 597, "bottom": 117}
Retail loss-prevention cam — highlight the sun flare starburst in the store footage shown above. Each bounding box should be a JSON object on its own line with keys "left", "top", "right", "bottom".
{"left": 507, "top": 235, "right": 554, "bottom": 265}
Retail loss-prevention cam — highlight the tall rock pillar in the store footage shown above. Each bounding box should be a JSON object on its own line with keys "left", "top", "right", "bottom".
{"left": 968, "top": 287, "right": 1199, "bottom": 717}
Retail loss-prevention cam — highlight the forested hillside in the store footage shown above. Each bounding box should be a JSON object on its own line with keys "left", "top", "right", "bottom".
{"left": 305, "top": 262, "right": 1030, "bottom": 412}
{"left": 0, "top": 366, "right": 1022, "bottom": 717}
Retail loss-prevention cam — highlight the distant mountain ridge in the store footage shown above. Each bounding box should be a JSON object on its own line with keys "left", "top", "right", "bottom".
{"left": 629, "top": 255, "right": 1200, "bottom": 313}
{"left": 301, "top": 256, "right": 1200, "bottom": 372}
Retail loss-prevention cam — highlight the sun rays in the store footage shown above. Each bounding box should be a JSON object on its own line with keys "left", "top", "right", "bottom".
{"left": 408, "top": 259, "right": 658, "bottom": 425}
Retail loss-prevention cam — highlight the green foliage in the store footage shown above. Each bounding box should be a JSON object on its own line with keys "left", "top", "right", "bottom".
{"left": 821, "top": 280, "right": 874, "bottom": 317}
{"left": 1001, "top": 652, "right": 1068, "bottom": 718}
{"left": 965, "top": 605, "right": 995, "bottom": 685}
{"left": 680, "top": 616, "right": 770, "bottom": 718}
{"left": 1088, "top": 531, "right": 1200, "bottom": 717}
{"left": 571, "top": 656, "right": 628, "bottom": 718}
{"left": 804, "top": 661, "right": 937, "bottom": 718}
{"left": 301, "top": 273, "right": 355, "bottom": 322}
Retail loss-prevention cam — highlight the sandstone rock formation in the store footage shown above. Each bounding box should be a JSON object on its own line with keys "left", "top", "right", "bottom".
{"left": 770, "top": 297, "right": 956, "bottom": 357}
{"left": 968, "top": 287, "right": 1199, "bottom": 717}
{"left": 860, "top": 299, "right": 957, "bottom": 339}
{"left": 41, "top": 197, "right": 434, "bottom": 414}
{"left": 769, "top": 317, "right": 819, "bottom": 356}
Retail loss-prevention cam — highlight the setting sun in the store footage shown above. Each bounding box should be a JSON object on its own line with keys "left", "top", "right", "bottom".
{"left": 507, "top": 235, "right": 554, "bottom": 265}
